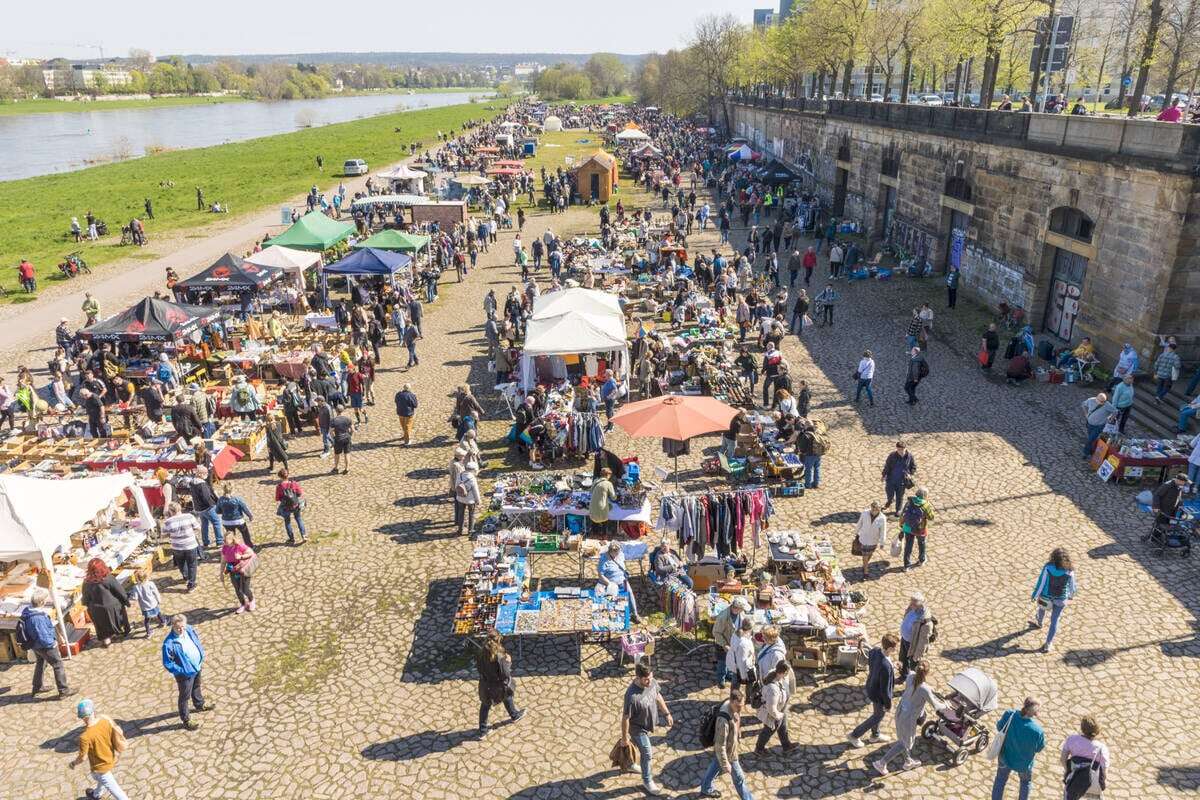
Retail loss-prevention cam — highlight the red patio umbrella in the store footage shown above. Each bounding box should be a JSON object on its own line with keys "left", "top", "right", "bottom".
{"left": 611, "top": 395, "right": 738, "bottom": 489}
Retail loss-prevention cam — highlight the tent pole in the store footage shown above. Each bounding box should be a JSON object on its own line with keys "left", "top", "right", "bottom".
{"left": 48, "top": 571, "right": 72, "bottom": 661}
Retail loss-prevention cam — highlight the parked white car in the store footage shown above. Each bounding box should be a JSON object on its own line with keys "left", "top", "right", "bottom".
{"left": 918, "top": 94, "right": 944, "bottom": 106}
{"left": 343, "top": 158, "right": 369, "bottom": 176}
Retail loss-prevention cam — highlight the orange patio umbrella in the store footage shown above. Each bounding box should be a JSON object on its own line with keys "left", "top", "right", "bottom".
{"left": 611, "top": 395, "right": 738, "bottom": 490}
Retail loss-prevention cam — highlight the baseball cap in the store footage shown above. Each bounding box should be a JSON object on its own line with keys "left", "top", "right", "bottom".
{"left": 76, "top": 699, "right": 94, "bottom": 719}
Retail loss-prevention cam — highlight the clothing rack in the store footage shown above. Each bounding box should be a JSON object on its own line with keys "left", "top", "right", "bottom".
{"left": 653, "top": 575, "right": 708, "bottom": 656}
{"left": 657, "top": 487, "right": 774, "bottom": 568}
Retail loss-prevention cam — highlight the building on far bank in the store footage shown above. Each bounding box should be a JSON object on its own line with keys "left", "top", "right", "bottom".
{"left": 753, "top": 8, "right": 778, "bottom": 27}
{"left": 40, "top": 61, "right": 133, "bottom": 92}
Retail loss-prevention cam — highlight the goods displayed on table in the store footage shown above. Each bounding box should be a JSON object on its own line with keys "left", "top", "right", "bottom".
{"left": 492, "top": 473, "right": 652, "bottom": 528}
{"left": 452, "top": 530, "right": 631, "bottom": 637}
{"left": 1095, "top": 432, "right": 1193, "bottom": 481}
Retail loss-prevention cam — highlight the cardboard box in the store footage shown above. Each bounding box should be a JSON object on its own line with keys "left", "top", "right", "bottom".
{"left": 689, "top": 562, "right": 726, "bottom": 592}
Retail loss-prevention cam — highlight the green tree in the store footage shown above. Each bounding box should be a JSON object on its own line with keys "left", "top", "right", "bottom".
{"left": 584, "top": 53, "right": 629, "bottom": 97}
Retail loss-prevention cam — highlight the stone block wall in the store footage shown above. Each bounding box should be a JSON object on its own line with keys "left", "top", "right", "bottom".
{"left": 732, "top": 103, "right": 1200, "bottom": 364}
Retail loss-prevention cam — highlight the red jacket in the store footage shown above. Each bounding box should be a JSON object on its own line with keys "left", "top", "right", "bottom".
{"left": 802, "top": 252, "right": 817, "bottom": 270}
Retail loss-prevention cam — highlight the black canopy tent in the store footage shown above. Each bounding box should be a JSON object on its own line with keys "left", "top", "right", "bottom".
{"left": 172, "top": 252, "right": 282, "bottom": 303}
{"left": 79, "top": 297, "right": 223, "bottom": 344}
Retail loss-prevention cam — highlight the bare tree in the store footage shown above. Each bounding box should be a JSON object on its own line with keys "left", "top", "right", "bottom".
{"left": 1160, "top": 0, "right": 1200, "bottom": 101}
{"left": 689, "top": 14, "right": 748, "bottom": 131}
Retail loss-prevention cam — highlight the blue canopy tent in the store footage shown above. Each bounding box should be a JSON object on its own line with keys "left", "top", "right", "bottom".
{"left": 320, "top": 247, "right": 412, "bottom": 307}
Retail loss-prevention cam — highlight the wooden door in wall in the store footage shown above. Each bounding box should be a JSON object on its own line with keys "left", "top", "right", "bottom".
{"left": 1043, "top": 247, "right": 1088, "bottom": 341}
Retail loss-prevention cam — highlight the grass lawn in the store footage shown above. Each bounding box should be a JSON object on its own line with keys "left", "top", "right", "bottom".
{"left": 525, "top": 129, "right": 613, "bottom": 174}
{"left": 0, "top": 98, "right": 510, "bottom": 296}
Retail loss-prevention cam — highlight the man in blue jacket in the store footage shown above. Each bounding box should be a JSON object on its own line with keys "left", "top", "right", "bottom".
{"left": 992, "top": 697, "right": 1046, "bottom": 800}
{"left": 18, "top": 588, "right": 76, "bottom": 699}
{"left": 162, "top": 614, "right": 213, "bottom": 730}
{"left": 846, "top": 633, "right": 897, "bottom": 747}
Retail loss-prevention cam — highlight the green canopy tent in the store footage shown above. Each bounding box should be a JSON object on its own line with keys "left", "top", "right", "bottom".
{"left": 265, "top": 211, "right": 354, "bottom": 251}
{"left": 352, "top": 229, "right": 431, "bottom": 254}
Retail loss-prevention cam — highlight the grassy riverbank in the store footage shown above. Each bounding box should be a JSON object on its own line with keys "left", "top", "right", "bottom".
{"left": 0, "top": 87, "right": 495, "bottom": 117}
{"left": 0, "top": 98, "right": 509, "bottom": 293}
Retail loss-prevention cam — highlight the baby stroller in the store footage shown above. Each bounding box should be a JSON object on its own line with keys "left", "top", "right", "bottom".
{"left": 921, "top": 668, "right": 999, "bottom": 766}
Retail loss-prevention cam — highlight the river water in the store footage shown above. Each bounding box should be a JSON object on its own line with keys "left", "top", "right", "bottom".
{"left": 0, "top": 91, "right": 494, "bottom": 182}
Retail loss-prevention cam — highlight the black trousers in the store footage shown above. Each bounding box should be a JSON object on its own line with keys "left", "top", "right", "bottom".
{"left": 822, "top": 305, "right": 834, "bottom": 325}
{"left": 175, "top": 671, "right": 205, "bottom": 723}
{"left": 904, "top": 379, "right": 919, "bottom": 404}
{"left": 479, "top": 695, "right": 519, "bottom": 729}
{"left": 947, "top": 287, "right": 957, "bottom": 308}
{"left": 755, "top": 715, "right": 793, "bottom": 750}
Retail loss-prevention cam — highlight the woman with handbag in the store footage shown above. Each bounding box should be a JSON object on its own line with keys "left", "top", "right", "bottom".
{"left": 726, "top": 616, "right": 757, "bottom": 692}
{"left": 220, "top": 530, "right": 257, "bottom": 613}
{"left": 1061, "top": 716, "right": 1108, "bottom": 799}
{"left": 853, "top": 502, "right": 888, "bottom": 577}
{"left": 754, "top": 661, "right": 797, "bottom": 755}
{"left": 476, "top": 630, "right": 524, "bottom": 737}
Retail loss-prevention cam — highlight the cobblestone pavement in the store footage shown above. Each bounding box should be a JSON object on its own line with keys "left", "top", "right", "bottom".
{"left": 1, "top": 180, "right": 1197, "bottom": 800}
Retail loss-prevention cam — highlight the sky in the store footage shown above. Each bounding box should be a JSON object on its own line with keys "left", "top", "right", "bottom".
{"left": 3, "top": 0, "right": 769, "bottom": 61}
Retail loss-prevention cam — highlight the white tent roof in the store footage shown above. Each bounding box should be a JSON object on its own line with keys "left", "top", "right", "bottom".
{"left": 615, "top": 128, "right": 651, "bottom": 141}
{"left": 244, "top": 245, "right": 321, "bottom": 271}
{"left": 376, "top": 165, "right": 428, "bottom": 181}
{"left": 532, "top": 287, "right": 623, "bottom": 321}
{"left": 543, "top": 115, "right": 563, "bottom": 132}
{"left": 0, "top": 473, "right": 152, "bottom": 564}
{"left": 351, "top": 194, "right": 428, "bottom": 208}
{"left": 524, "top": 310, "right": 627, "bottom": 355}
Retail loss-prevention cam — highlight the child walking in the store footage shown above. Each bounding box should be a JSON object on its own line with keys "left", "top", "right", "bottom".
{"left": 129, "top": 568, "right": 166, "bottom": 637}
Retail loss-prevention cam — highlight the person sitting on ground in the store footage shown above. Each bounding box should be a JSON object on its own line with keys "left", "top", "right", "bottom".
{"left": 1006, "top": 352, "right": 1033, "bottom": 385}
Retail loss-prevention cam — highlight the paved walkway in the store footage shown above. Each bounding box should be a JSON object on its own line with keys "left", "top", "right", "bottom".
{"left": 0, "top": 179, "right": 1196, "bottom": 800}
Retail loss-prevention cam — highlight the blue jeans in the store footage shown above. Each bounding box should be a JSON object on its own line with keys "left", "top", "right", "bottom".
{"left": 1084, "top": 423, "right": 1104, "bottom": 457}
{"left": 701, "top": 757, "right": 754, "bottom": 800}
{"left": 201, "top": 421, "right": 217, "bottom": 438}
{"left": 280, "top": 509, "right": 307, "bottom": 542}
{"left": 855, "top": 379, "right": 874, "bottom": 404}
{"left": 850, "top": 699, "right": 888, "bottom": 740}
{"left": 991, "top": 766, "right": 1032, "bottom": 800}
{"left": 632, "top": 730, "right": 653, "bottom": 787}
{"left": 905, "top": 334, "right": 918, "bottom": 350}
{"left": 406, "top": 343, "right": 418, "bottom": 367}
{"left": 197, "top": 506, "right": 223, "bottom": 547}
{"left": 803, "top": 454, "right": 821, "bottom": 488}
{"left": 320, "top": 425, "right": 331, "bottom": 453}
{"left": 715, "top": 647, "right": 730, "bottom": 686}
{"left": 720, "top": 229, "right": 730, "bottom": 243}
{"left": 1035, "top": 598, "right": 1066, "bottom": 648}
{"left": 1179, "top": 406, "right": 1198, "bottom": 432}
{"left": 90, "top": 769, "right": 130, "bottom": 800}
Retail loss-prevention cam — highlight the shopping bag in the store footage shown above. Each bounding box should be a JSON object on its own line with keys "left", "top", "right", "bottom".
{"left": 801, "top": 314, "right": 813, "bottom": 330}
{"left": 986, "top": 711, "right": 1015, "bottom": 761}
{"left": 977, "top": 348, "right": 989, "bottom": 366}
{"left": 889, "top": 536, "right": 902, "bottom": 558}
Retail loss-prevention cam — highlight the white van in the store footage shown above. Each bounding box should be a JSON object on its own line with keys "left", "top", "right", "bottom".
{"left": 343, "top": 158, "right": 369, "bottom": 176}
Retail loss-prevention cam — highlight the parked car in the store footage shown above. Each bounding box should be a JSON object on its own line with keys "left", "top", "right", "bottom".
{"left": 343, "top": 158, "right": 369, "bottom": 176}
{"left": 918, "top": 94, "right": 945, "bottom": 106}
{"left": 869, "top": 93, "right": 885, "bottom": 102}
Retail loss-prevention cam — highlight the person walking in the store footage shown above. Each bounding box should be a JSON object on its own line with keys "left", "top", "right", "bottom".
{"left": 394, "top": 383, "right": 418, "bottom": 445}
{"left": 81, "top": 559, "right": 130, "bottom": 647}
{"left": 129, "top": 568, "right": 166, "bottom": 638}
{"left": 330, "top": 404, "right": 353, "bottom": 475}
{"left": 1110, "top": 374, "right": 1135, "bottom": 433}
{"left": 189, "top": 467, "right": 223, "bottom": 548}
{"left": 699, "top": 688, "right": 754, "bottom": 799}
{"left": 871, "top": 660, "right": 948, "bottom": 775}
{"left": 881, "top": 441, "right": 916, "bottom": 515}
{"left": 855, "top": 350, "right": 876, "bottom": 406}
{"left": 1061, "top": 716, "right": 1110, "bottom": 799}
{"left": 897, "top": 591, "right": 935, "bottom": 680}
{"left": 991, "top": 698, "right": 1046, "bottom": 800}
{"left": 904, "top": 347, "right": 928, "bottom": 405}
{"left": 814, "top": 283, "right": 838, "bottom": 326}
{"left": 453, "top": 462, "right": 481, "bottom": 536}
{"left": 899, "top": 487, "right": 934, "bottom": 569}
{"left": 802, "top": 245, "right": 816, "bottom": 285}
{"left": 275, "top": 469, "right": 308, "bottom": 545}
{"left": 790, "top": 289, "right": 809, "bottom": 336}
{"left": 854, "top": 501, "right": 888, "bottom": 577}
{"left": 403, "top": 319, "right": 420, "bottom": 368}
{"left": 621, "top": 661, "right": 673, "bottom": 797}
{"left": 18, "top": 588, "right": 76, "bottom": 699}
{"left": 754, "top": 660, "right": 797, "bottom": 755}
{"left": 215, "top": 482, "right": 254, "bottom": 548}
{"left": 982, "top": 323, "right": 1000, "bottom": 370}
{"left": 846, "top": 633, "right": 898, "bottom": 748}
{"left": 70, "top": 699, "right": 129, "bottom": 800}
{"left": 476, "top": 630, "right": 525, "bottom": 737}
{"left": 161, "top": 614, "right": 213, "bottom": 731}
{"left": 220, "top": 530, "right": 257, "bottom": 613}
{"left": 265, "top": 417, "right": 288, "bottom": 473}
{"left": 1029, "top": 548, "right": 1076, "bottom": 653}
{"left": 1153, "top": 342, "right": 1182, "bottom": 401}
{"left": 946, "top": 265, "right": 960, "bottom": 308}
{"left": 1081, "top": 392, "right": 1116, "bottom": 459}
{"left": 163, "top": 502, "right": 201, "bottom": 591}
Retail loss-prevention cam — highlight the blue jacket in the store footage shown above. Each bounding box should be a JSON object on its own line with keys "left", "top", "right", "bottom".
{"left": 996, "top": 709, "right": 1046, "bottom": 772}
{"left": 1032, "top": 564, "right": 1076, "bottom": 602}
{"left": 215, "top": 495, "right": 252, "bottom": 524}
{"left": 864, "top": 646, "right": 895, "bottom": 709}
{"left": 162, "top": 625, "right": 205, "bottom": 677}
{"left": 18, "top": 606, "right": 57, "bottom": 649}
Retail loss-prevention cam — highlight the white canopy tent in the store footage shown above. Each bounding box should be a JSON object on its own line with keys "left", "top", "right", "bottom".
{"left": 519, "top": 293, "right": 629, "bottom": 390}
{"left": 543, "top": 115, "right": 563, "bottom": 132}
{"left": 615, "top": 128, "right": 651, "bottom": 142}
{"left": 0, "top": 473, "right": 154, "bottom": 657}
{"left": 243, "top": 245, "right": 321, "bottom": 291}
{"left": 375, "top": 165, "right": 428, "bottom": 195}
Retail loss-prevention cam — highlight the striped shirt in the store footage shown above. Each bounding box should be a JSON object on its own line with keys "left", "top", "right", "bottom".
{"left": 163, "top": 513, "right": 200, "bottom": 551}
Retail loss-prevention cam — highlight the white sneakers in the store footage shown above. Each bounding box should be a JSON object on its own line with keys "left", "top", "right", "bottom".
{"left": 643, "top": 782, "right": 664, "bottom": 796}
{"left": 847, "top": 736, "right": 865, "bottom": 748}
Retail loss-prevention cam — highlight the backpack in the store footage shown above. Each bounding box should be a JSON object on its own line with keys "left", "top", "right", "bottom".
{"left": 810, "top": 430, "right": 831, "bottom": 456}
{"left": 234, "top": 386, "right": 253, "bottom": 407}
{"left": 1063, "top": 754, "right": 1102, "bottom": 800}
{"left": 14, "top": 615, "right": 31, "bottom": 648}
{"left": 698, "top": 703, "right": 731, "bottom": 749}
{"left": 280, "top": 483, "right": 302, "bottom": 512}
{"left": 901, "top": 500, "right": 926, "bottom": 533}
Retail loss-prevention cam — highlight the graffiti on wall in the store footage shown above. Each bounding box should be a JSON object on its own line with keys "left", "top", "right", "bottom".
{"left": 886, "top": 217, "right": 937, "bottom": 269}
{"left": 960, "top": 244, "right": 1027, "bottom": 310}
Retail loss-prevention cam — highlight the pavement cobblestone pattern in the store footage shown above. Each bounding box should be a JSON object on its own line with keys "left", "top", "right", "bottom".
{"left": 1, "top": 179, "right": 1197, "bottom": 800}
